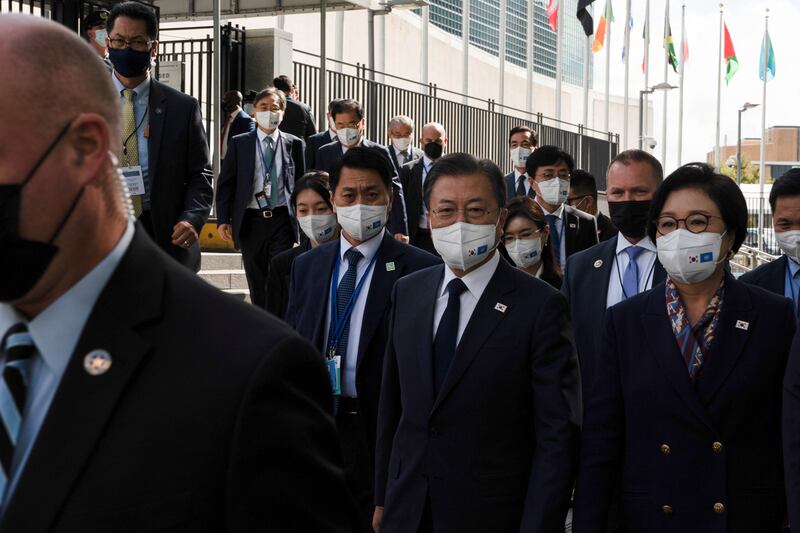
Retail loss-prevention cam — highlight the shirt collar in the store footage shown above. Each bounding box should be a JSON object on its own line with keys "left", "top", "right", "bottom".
{"left": 257, "top": 127, "right": 280, "bottom": 144}
{"left": 0, "top": 221, "right": 135, "bottom": 375}
{"left": 788, "top": 257, "right": 800, "bottom": 276}
{"left": 514, "top": 169, "right": 527, "bottom": 180}
{"left": 339, "top": 228, "right": 386, "bottom": 265}
{"left": 329, "top": 130, "right": 337, "bottom": 141}
{"left": 440, "top": 252, "right": 500, "bottom": 301}
{"left": 423, "top": 155, "right": 435, "bottom": 168}
{"left": 535, "top": 197, "right": 564, "bottom": 219}
{"left": 112, "top": 73, "right": 150, "bottom": 101}
{"left": 616, "top": 235, "right": 657, "bottom": 255}
{"left": 341, "top": 138, "right": 363, "bottom": 154}
{"left": 228, "top": 107, "right": 241, "bottom": 119}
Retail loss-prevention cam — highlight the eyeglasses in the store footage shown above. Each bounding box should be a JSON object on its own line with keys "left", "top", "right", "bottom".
{"left": 536, "top": 171, "right": 570, "bottom": 181}
{"left": 430, "top": 207, "right": 498, "bottom": 224}
{"left": 656, "top": 214, "right": 724, "bottom": 235}
{"left": 108, "top": 36, "right": 154, "bottom": 52}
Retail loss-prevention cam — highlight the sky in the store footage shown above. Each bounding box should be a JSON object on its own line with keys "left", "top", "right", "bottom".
{"left": 591, "top": 0, "right": 796, "bottom": 172}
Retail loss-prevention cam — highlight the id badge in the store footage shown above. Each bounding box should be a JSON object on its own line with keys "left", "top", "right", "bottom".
{"left": 326, "top": 355, "right": 342, "bottom": 396}
{"left": 121, "top": 166, "right": 145, "bottom": 196}
{"left": 263, "top": 176, "right": 272, "bottom": 198}
{"left": 254, "top": 190, "right": 270, "bottom": 210}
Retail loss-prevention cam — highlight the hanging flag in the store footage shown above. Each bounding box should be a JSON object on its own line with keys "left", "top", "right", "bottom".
{"left": 642, "top": 13, "right": 649, "bottom": 73}
{"left": 621, "top": 15, "right": 633, "bottom": 62}
{"left": 759, "top": 29, "right": 776, "bottom": 81}
{"left": 592, "top": 1, "right": 614, "bottom": 53}
{"left": 577, "top": 0, "right": 597, "bottom": 36}
{"left": 664, "top": 20, "right": 678, "bottom": 73}
{"left": 723, "top": 22, "right": 738, "bottom": 84}
{"left": 546, "top": 0, "right": 558, "bottom": 33}
{"left": 680, "top": 19, "right": 688, "bottom": 73}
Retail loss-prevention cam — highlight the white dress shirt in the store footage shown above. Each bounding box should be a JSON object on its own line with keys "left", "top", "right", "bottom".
{"left": 247, "top": 128, "right": 284, "bottom": 209}
{"left": 323, "top": 229, "right": 385, "bottom": 398}
{"left": 340, "top": 137, "right": 363, "bottom": 154}
{"left": 605, "top": 235, "right": 659, "bottom": 308}
{"left": 536, "top": 198, "right": 566, "bottom": 267}
{"left": 0, "top": 221, "right": 135, "bottom": 503}
{"left": 513, "top": 170, "right": 531, "bottom": 196}
{"left": 433, "top": 253, "right": 500, "bottom": 346}
{"left": 418, "top": 155, "right": 434, "bottom": 229}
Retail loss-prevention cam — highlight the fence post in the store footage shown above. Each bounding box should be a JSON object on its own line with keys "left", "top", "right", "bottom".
{"left": 578, "top": 124, "right": 584, "bottom": 170}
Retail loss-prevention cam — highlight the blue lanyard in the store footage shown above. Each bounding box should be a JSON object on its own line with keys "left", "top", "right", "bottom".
{"left": 255, "top": 135, "right": 280, "bottom": 184}
{"left": 786, "top": 263, "right": 799, "bottom": 317}
{"left": 326, "top": 250, "right": 380, "bottom": 358}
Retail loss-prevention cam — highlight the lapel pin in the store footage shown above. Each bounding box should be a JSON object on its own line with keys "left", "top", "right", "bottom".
{"left": 385, "top": 261, "right": 396, "bottom": 272}
{"left": 735, "top": 320, "right": 750, "bottom": 331}
{"left": 569, "top": 223, "right": 577, "bottom": 229}
{"left": 494, "top": 303, "right": 507, "bottom": 313}
{"left": 155, "top": 107, "right": 163, "bottom": 115}
{"left": 593, "top": 259, "right": 603, "bottom": 268}
{"left": 84, "top": 350, "right": 112, "bottom": 376}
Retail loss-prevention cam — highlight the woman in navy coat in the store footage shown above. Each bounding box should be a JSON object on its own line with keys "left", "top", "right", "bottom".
{"left": 573, "top": 163, "right": 795, "bottom": 533}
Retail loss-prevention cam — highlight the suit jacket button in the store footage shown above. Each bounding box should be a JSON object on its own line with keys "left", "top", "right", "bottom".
{"left": 662, "top": 505, "right": 673, "bottom": 515}
{"left": 660, "top": 444, "right": 671, "bottom": 455}
{"left": 712, "top": 441, "right": 724, "bottom": 453}
{"left": 713, "top": 502, "right": 725, "bottom": 514}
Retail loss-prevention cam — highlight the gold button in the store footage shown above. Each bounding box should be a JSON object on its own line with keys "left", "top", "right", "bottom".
{"left": 662, "top": 505, "right": 673, "bottom": 515}
{"left": 713, "top": 502, "right": 725, "bottom": 514}
{"left": 712, "top": 441, "right": 724, "bottom": 453}
{"left": 660, "top": 444, "right": 671, "bottom": 455}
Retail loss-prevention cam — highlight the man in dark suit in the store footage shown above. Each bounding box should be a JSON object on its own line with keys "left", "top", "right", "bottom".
{"left": 273, "top": 75, "right": 317, "bottom": 141}
{"left": 215, "top": 87, "right": 305, "bottom": 309}
{"left": 106, "top": 2, "right": 213, "bottom": 273}
{"left": 220, "top": 90, "right": 255, "bottom": 160}
{"left": 0, "top": 15, "right": 358, "bottom": 532}
{"left": 374, "top": 153, "right": 581, "bottom": 533}
{"left": 505, "top": 125, "right": 538, "bottom": 202}
{"left": 568, "top": 169, "right": 618, "bottom": 242}
{"left": 315, "top": 98, "right": 410, "bottom": 239}
{"left": 305, "top": 99, "right": 340, "bottom": 169}
{"left": 286, "top": 147, "right": 439, "bottom": 530}
{"left": 400, "top": 122, "right": 448, "bottom": 255}
{"left": 740, "top": 169, "right": 800, "bottom": 318}
{"left": 387, "top": 115, "right": 424, "bottom": 171}
{"left": 525, "top": 145, "right": 598, "bottom": 270}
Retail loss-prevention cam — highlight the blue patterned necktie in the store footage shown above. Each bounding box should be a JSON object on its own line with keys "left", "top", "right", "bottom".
{"left": 335, "top": 248, "right": 364, "bottom": 374}
{"left": 262, "top": 136, "right": 279, "bottom": 207}
{"left": 433, "top": 278, "right": 467, "bottom": 395}
{"left": 622, "top": 246, "right": 644, "bottom": 299}
{"left": 545, "top": 214, "right": 561, "bottom": 267}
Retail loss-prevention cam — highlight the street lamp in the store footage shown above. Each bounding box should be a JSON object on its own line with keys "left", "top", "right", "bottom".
{"left": 639, "top": 83, "right": 678, "bottom": 151}
{"left": 737, "top": 102, "right": 759, "bottom": 184}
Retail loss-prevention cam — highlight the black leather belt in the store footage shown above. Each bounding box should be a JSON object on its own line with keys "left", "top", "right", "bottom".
{"left": 245, "top": 206, "right": 288, "bottom": 219}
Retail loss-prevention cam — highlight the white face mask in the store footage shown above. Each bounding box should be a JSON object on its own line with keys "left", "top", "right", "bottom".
{"left": 537, "top": 177, "right": 570, "bottom": 207}
{"left": 510, "top": 147, "right": 532, "bottom": 169}
{"left": 335, "top": 203, "right": 388, "bottom": 242}
{"left": 657, "top": 229, "right": 726, "bottom": 284}
{"left": 391, "top": 136, "right": 412, "bottom": 153}
{"left": 506, "top": 238, "right": 543, "bottom": 269}
{"left": 94, "top": 29, "right": 108, "bottom": 47}
{"left": 256, "top": 111, "right": 282, "bottom": 131}
{"left": 298, "top": 214, "right": 338, "bottom": 244}
{"left": 432, "top": 221, "right": 498, "bottom": 272}
{"left": 337, "top": 127, "right": 361, "bottom": 147}
{"left": 777, "top": 230, "right": 800, "bottom": 263}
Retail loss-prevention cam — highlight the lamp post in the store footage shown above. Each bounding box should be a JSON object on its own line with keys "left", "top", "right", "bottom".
{"left": 639, "top": 82, "right": 678, "bottom": 152}
{"left": 736, "top": 102, "right": 759, "bottom": 184}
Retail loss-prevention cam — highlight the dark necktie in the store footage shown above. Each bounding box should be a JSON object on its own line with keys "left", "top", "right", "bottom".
{"left": 335, "top": 248, "right": 364, "bottom": 368}
{"left": 433, "top": 278, "right": 467, "bottom": 395}
{"left": 545, "top": 214, "right": 561, "bottom": 268}
{"left": 516, "top": 175, "right": 526, "bottom": 197}
{"left": 0, "top": 324, "right": 36, "bottom": 495}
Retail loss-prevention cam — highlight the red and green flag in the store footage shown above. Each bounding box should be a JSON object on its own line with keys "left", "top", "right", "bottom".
{"left": 592, "top": 1, "right": 614, "bottom": 53}
{"left": 723, "top": 22, "right": 738, "bottom": 84}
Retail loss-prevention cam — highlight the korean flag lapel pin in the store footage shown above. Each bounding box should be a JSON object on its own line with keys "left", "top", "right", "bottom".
{"left": 84, "top": 349, "right": 112, "bottom": 376}
{"left": 735, "top": 320, "right": 750, "bottom": 331}
{"left": 494, "top": 303, "right": 508, "bottom": 313}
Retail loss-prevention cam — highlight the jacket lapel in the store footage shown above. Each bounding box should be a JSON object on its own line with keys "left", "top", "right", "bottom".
{"left": 0, "top": 228, "right": 163, "bottom": 532}
{"left": 765, "top": 255, "right": 788, "bottom": 295}
{"left": 590, "top": 237, "right": 617, "bottom": 315}
{"left": 310, "top": 242, "right": 341, "bottom": 351}
{"left": 415, "top": 266, "right": 445, "bottom": 413}
{"left": 564, "top": 208, "right": 579, "bottom": 256}
{"left": 278, "top": 133, "right": 295, "bottom": 200}
{"left": 242, "top": 131, "right": 258, "bottom": 197}
{"left": 147, "top": 79, "right": 167, "bottom": 187}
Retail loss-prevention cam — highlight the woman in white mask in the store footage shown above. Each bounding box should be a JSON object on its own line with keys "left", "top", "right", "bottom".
{"left": 573, "top": 163, "right": 796, "bottom": 533}
{"left": 501, "top": 197, "right": 561, "bottom": 288}
{"left": 265, "top": 172, "right": 338, "bottom": 318}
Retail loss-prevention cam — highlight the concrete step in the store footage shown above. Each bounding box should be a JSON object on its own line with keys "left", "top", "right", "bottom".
{"left": 223, "top": 288, "right": 251, "bottom": 303}
{"left": 199, "top": 269, "right": 248, "bottom": 290}
{"left": 200, "top": 252, "right": 243, "bottom": 271}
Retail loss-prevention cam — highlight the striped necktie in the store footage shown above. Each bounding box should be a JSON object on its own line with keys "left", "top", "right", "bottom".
{"left": 0, "top": 324, "right": 36, "bottom": 496}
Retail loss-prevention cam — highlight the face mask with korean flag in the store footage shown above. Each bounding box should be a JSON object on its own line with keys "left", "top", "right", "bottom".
{"left": 335, "top": 203, "right": 388, "bottom": 242}
{"left": 657, "top": 229, "right": 726, "bottom": 284}
{"left": 431, "top": 221, "right": 498, "bottom": 272}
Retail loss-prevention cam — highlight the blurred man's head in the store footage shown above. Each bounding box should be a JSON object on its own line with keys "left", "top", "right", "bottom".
{"left": 82, "top": 9, "right": 109, "bottom": 58}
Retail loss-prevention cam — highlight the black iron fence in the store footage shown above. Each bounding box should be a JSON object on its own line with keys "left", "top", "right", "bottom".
{"left": 0, "top": 0, "right": 159, "bottom": 33}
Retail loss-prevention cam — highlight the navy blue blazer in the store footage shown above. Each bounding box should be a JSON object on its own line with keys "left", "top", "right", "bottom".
{"left": 305, "top": 130, "right": 336, "bottom": 170}
{"left": 226, "top": 109, "right": 255, "bottom": 144}
{"left": 573, "top": 274, "right": 795, "bottom": 533}
{"left": 783, "top": 320, "right": 800, "bottom": 529}
{"left": 375, "top": 258, "right": 581, "bottom": 533}
{"left": 215, "top": 129, "right": 306, "bottom": 248}
{"left": 315, "top": 139, "right": 410, "bottom": 236}
{"left": 285, "top": 233, "right": 440, "bottom": 454}
{"left": 504, "top": 171, "right": 536, "bottom": 202}
{"left": 562, "top": 235, "right": 667, "bottom": 397}
{"left": 739, "top": 254, "right": 787, "bottom": 296}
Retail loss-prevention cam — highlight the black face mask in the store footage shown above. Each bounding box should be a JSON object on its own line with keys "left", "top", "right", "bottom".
{"left": 0, "top": 120, "right": 83, "bottom": 302}
{"left": 424, "top": 141, "right": 443, "bottom": 160}
{"left": 608, "top": 199, "right": 652, "bottom": 240}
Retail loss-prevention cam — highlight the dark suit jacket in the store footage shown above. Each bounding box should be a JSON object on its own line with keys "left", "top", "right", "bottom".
{"left": 504, "top": 171, "right": 536, "bottom": 202}
{"left": 215, "top": 129, "right": 306, "bottom": 248}
{"left": 388, "top": 145, "right": 423, "bottom": 173}
{"left": 573, "top": 274, "right": 795, "bottom": 533}
{"left": 144, "top": 78, "right": 213, "bottom": 272}
{"left": 226, "top": 109, "right": 255, "bottom": 144}
{"left": 0, "top": 226, "right": 359, "bottom": 533}
{"left": 739, "top": 254, "right": 787, "bottom": 296}
{"left": 305, "top": 130, "right": 336, "bottom": 170}
{"left": 375, "top": 258, "right": 581, "bottom": 533}
{"left": 559, "top": 204, "right": 599, "bottom": 259}
{"left": 316, "top": 139, "right": 409, "bottom": 236}
{"left": 596, "top": 212, "right": 618, "bottom": 242}
{"left": 281, "top": 97, "right": 317, "bottom": 140}
{"left": 783, "top": 320, "right": 800, "bottom": 529}
{"left": 266, "top": 240, "right": 312, "bottom": 319}
{"left": 399, "top": 158, "right": 426, "bottom": 244}
{"left": 561, "top": 235, "right": 666, "bottom": 397}
{"left": 285, "top": 233, "right": 439, "bottom": 457}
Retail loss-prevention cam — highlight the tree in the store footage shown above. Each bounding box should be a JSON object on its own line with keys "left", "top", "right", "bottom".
{"left": 720, "top": 156, "right": 763, "bottom": 184}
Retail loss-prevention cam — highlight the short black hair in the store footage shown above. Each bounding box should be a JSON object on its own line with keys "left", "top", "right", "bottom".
{"left": 107, "top": 2, "right": 158, "bottom": 40}
{"left": 331, "top": 99, "right": 364, "bottom": 122}
{"left": 424, "top": 153, "right": 506, "bottom": 210}
{"left": 525, "top": 145, "right": 575, "bottom": 178}
{"left": 769, "top": 168, "right": 800, "bottom": 212}
{"left": 291, "top": 172, "right": 332, "bottom": 210}
{"left": 569, "top": 169, "right": 598, "bottom": 199}
{"left": 508, "top": 126, "right": 539, "bottom": 147}
{"left": 330, "top": 147, "right": 393, "bottom": 193}
{"left": 273, "top": 75, "right": 293, "bottom": 93}
{"left": 609, "top": 149, "right": 664, "bottom": 182}
{"left": 647, "top": 162, "right": 748, "bottom": 253}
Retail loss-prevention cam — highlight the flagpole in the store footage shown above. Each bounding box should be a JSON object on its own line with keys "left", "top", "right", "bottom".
{"left": 677, "top": 2, "right": 685, "bottom": 166}
{"left": 623, "top": 0, "right": 631, "bottom": 149}
{"left": 604, "top": 1, "right": 612, "bottom": 134}
{"left": 661, "top": 0, "right": 669, "bottom": 167}
{"left": 583, "top": 27, "right": 591, "bottom": 127}
{"left": 714, "top": 3, "right": 723, "bottom": 169}
{"left": 643, "top": 0, "right": 650, "bottom": 151}
{"left": 556, "top": 2, "right": 563, "bottom": 121}
{"left": 758, "top": 8, "right": 770, "bottom": 252}
{"left": 526, "top": 0, "right": 535, "bottom": 113}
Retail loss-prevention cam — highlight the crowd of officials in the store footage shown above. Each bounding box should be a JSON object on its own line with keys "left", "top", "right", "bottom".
{"left": 3, "top": 3, "right": 800, "bottom": 532}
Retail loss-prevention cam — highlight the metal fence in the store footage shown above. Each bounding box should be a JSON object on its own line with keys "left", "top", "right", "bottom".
{"left": 0, "top": 0, "right": 159, "bottom": 33}
{"left": 744, "top": 196, "right": 778, "bottom": 255}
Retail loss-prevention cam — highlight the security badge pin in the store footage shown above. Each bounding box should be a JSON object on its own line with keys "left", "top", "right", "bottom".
{"left": 494, "top": 303, "right": 508, "bottom": 313}
{"left": 735, "top": 320, "right": 750, "bottom": 331}
{"left": 83, "top": 350, "right": 112, "bottom": 376}
{"left": 385, "top": 261, "right": 396, "bottom": 272}
{"left": 593, "top": 259, "right": 603, "bottom": 269}
{"left": 569, "top": 223, "right": 577, "bottom": 229}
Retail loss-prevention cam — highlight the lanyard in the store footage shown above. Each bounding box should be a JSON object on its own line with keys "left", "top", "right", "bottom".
{"left": 786, "top": 263, "right": 799, "bottom": 317}
{"left": 255, "top": 134, "right": 280, "bottom": 187}
{"left": 326, "top": 250, "right": 380, "bottom": 358}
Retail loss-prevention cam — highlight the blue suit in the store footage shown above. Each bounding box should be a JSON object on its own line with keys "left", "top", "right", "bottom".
{"left": 225, "top": 109, "right": 255, "bottom": 144}
{"left": 573, "top": 274, "right": 795, "bottom": 533}
{"left": 375, "top": 258, "right": 581, "bottom": 533}
{"left": 504, "top": 171, "right": 535, "bottom": 202}
{"left": 305, "top": 130, "right": 336, "bottom": 169}
{"left": 739, "top": 254, "right": 786, "bottom": 296}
